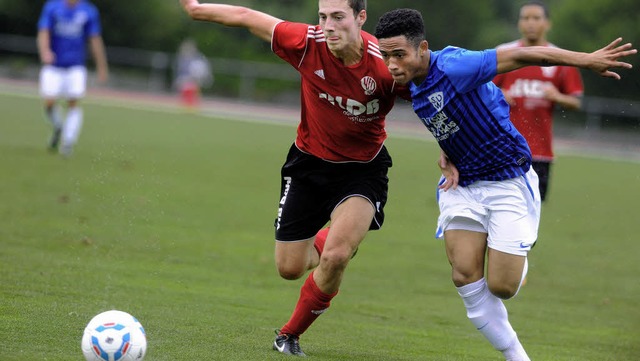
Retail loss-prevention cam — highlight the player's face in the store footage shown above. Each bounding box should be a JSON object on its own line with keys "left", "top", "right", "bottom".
{"left": 378, "top": 36, "right": 427, "bottom": 85}
{"left": 518, "top": 5, "right": 550, "bottom": 44}
{"left": 319, "top": 0, "right": 365, "bottom": 53}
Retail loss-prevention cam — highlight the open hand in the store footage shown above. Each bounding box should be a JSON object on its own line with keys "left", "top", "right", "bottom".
{"left": 589, "top": 38, "right": 637, "bottom": 79}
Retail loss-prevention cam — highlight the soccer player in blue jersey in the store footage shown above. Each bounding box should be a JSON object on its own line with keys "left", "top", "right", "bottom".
{"left": 374, "top": 8, "right": 636, "bottom": 361}
{"left": 37, "top": 0, "right": 108, "bottom": 156}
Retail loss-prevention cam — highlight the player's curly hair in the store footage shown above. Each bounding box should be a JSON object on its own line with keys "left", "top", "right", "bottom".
{"left": 374, "top": 9, "right": 425, "bottom": 48}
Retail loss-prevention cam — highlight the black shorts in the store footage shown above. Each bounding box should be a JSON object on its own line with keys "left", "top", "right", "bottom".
{"left": 531, "top": 160, "right": 551, "bottom": 201}
{"left": 274, "top": 144, "right": 392, "bottom": 242}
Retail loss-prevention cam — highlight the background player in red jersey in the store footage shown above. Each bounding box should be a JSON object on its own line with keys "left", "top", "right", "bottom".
{"left": 493, "top": 1, "right": 584, "bottom": 202}
{"left": 179, "top": 0, "right": 413, "bottom": 356}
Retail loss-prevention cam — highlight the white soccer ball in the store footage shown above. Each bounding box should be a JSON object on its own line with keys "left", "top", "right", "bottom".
{"left": 81, "top": 310, "right": 147, "bottom": 361}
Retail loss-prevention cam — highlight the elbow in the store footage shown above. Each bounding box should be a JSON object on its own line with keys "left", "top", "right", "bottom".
{"left": 184, "top": 4, "right": 252, "bottom": 26}
{"left": 223, "top": 6, "right": 253, "bottom": 27}
{"left": 183, "top": 3, "right": 207, "bottom": 21}
{"left": 234, "top": 6, "right": 252, "bottom": 18}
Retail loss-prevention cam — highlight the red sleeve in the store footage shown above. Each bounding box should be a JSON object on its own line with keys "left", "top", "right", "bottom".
{"left": 493, "top": 73, "right": 505, "bottom": 87}
{"left": 272, "top": 21, "right": 312, "bottom": 68}
{"left": 559, "top": 66, "right": 584, "bottom": 96}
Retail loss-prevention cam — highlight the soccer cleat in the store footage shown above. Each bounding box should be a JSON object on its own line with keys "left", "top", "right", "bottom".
{"left": 48, "top": 127, "right": 62, "bottom": 151}
{"left": 59, "top": 143, "right": 73, "bottom": 158}
{"left": 273, "top": 330, "right": 306, "bottom": 357}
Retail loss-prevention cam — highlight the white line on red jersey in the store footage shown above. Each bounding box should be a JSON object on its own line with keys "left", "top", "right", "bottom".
{"left": 367, "top": 43, "right": 382, "bottom": 59}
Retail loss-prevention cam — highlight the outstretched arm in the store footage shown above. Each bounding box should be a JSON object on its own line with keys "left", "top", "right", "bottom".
{"left": 180, "top": 0, "right": 282, "bottom": 42}
{"left": 496, "top": 38, "right": 637, "bottom": 79}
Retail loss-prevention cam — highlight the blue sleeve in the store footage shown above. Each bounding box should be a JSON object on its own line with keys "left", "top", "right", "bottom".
{"left": 86, "top": 5, "right": 102, "bottom": 37}
{"left": 37, "top": 1, "right": 54, "bottom": 31}
{"left": 440, "top": 47, "right": 498, "bottom": 93}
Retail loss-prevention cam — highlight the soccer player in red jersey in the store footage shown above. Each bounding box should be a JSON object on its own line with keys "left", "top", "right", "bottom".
{"left": 179, "top": 0, "right": 415, "bottom": 356}
{"left": 493, "top": 1, "right": 584, "bottom": 201}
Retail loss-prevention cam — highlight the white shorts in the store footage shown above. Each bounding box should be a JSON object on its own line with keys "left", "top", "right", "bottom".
{"left": 435, "top": 167, "right": 541, "bottom": 256}
{"left": 39, "top": 65, "right": 87, "bottom": 99}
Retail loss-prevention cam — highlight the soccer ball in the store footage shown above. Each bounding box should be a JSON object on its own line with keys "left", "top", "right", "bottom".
{"left": 81, "top": 310, "right": 147, "bottom": 361}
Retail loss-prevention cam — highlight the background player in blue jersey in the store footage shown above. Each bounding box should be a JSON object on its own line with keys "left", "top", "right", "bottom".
{"left": 37, "top": 0, "right": 108, "bottom": 156}
{"left": 374, "top": 8, "right": 636, "bottom": 361}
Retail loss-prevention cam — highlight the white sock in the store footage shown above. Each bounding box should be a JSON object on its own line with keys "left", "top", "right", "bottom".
{"left": 62, "top": 107, "right": 83, "bottom": 147}
{"left": 457, "top": 278, "right": 529, "bottom": 360}
{"left": 503, "top": 338, "right": 530, "bottom": 361}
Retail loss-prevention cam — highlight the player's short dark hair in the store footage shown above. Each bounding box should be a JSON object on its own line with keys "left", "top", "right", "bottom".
{"left": 521, "top": 1, "right": 550, "bottom": 19}
{"left": 374, "top": 9, "right": 425, "bottom": 48}
{"left": 348, "top": 0, "right": 366, "bottom": 17}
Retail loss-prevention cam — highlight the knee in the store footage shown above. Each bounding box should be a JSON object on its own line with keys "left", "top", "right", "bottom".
{"left": 451, "top": 268, "right": 483, "bottom": 288}
{"left": 319, "top": 248, "right": 352, "bottom": 273}
{"left": 487, "top": 281, "right": 518, "bottom": 300}
{"left": 276, "top": 264, "right": 306, "bottom": 280}
{"left": 277, "top": 267, "right": 305, "bottom": 280}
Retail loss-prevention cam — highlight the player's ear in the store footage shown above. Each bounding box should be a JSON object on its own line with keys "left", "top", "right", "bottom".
{"left": 357, "top": 9, "right": 366, "bottom": 27}
{"left": 419, "top": 40, "right": 429, "bottom": 55}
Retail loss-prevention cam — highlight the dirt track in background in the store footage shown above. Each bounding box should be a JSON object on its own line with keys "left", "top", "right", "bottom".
{"left": 2, "top": 77, "right": 638, "bottom": 162}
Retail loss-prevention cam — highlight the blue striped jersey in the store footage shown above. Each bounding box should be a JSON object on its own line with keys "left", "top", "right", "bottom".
{"left": 409, "top": 46, "right": 531, "bottom": 186}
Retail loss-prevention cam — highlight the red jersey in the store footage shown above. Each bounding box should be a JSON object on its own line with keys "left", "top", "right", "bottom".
{"left": 272, "top": 21, "right": 409, "bottom": 162}
{"left": 493, "top": 40, "right": 583, "bottom": 161}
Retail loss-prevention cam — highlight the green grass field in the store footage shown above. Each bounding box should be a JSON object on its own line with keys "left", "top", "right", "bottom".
{"left": 1, "top": 91, "right": 639, "bottom": 361}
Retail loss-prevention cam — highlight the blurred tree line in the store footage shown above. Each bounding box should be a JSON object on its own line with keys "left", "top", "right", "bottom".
{"left": 0, "top": 0, "right": 637, "bottom": 99}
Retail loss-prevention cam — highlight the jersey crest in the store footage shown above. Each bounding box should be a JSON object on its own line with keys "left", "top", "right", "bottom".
{"left": 360, "top": 76, "right": 377, "bottom": 95}
{"left": 428, "top": 91, "right": 444, "bottom": 111}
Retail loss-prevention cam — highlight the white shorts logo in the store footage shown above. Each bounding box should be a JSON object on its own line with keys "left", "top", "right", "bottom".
{"left": 276, "top": 177, "right": 292, "bottom": 230}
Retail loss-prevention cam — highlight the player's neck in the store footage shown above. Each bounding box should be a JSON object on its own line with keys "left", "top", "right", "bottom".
{"left": 521, "top": 38, "right": 547, "bottom": 47}
{"left": 332, "top": 39, "right": 364, "bottom": 66}
{"left": 412, "top": 52, "right": 431, "bottom": 86}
